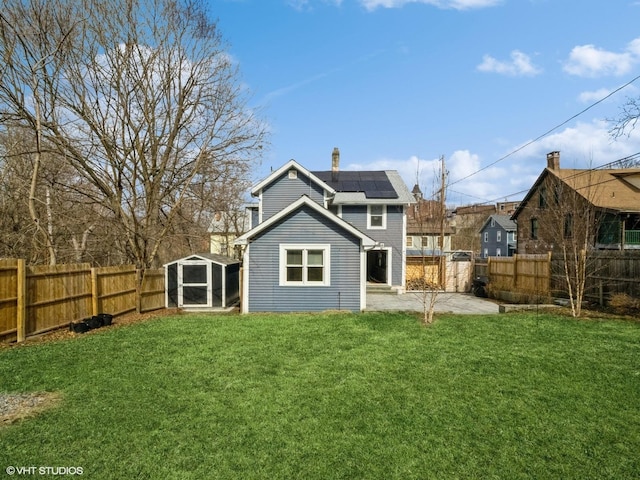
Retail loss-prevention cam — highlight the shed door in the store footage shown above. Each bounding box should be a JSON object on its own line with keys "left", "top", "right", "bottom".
{"left": 178, "top": 261, "right": 211, "bottom": 307}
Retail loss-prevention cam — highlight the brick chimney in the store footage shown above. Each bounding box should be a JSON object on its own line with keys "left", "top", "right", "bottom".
{"left": 332, "top": 147, "right": 340, "bottom": 181}
{"left": 547, "top": 151, "right": 560, "bottom": 170}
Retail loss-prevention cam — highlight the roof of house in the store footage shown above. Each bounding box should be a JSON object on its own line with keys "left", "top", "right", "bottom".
{"left": 251, "top": 159, "right": 336, "bottom": 197}
{"left": 234, "top": 195, "right": 377, "bottom": 247}
{"left": 480, "top": 214, "right": 517, "bottom": 233}
{"left": 313, "top": 170, "right": 416, "bottom": 205}
{"left": 453, "top": 204, "right": 496, "bottom": 216}
{"left": 513, "top": 167, "right": 640, "bottom": 219}
{"left": 312, "top": 170, "right": 398, "bottom": 199}
{"left": 250, "top": 159, "right": 415, "bottom": 205}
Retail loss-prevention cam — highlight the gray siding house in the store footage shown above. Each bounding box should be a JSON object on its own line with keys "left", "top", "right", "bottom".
{"left": 479, "top": 214, "right": 517, "bottom": 257}
{"left": 235, "top": 151, "right": 415, "bottom": 313}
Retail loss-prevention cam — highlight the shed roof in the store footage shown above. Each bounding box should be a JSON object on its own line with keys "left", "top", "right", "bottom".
{"left": 164, "top": 253, "right": 240, "bottom": 267}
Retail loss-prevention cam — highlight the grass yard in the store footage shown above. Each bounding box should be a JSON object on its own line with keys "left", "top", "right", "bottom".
{"left": 1, "top": 311, "right": 639, "bottom": 479}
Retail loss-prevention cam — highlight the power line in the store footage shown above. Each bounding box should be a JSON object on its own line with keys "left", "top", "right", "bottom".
{"left": 448, "top": 73, "right": 640, "bottom": 188}
{"left": 472, "top": 150, "right": 640, "bottom": 207}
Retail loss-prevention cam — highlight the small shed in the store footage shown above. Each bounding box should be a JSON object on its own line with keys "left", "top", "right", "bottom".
{"left": 164, "top": 253, "right": 240, "bottom": 309}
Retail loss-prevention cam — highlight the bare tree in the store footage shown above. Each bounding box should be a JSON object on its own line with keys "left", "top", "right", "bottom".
{"left": 609, "top": 96, "right": 640, "bottom": 139}
{"left": 0, "top": 0, "right": 266, "bottom": 273}
{"left": 0, "top": 1, "right": 78, "bottom": 264}
{"left": 407, "top": 157, "right": 448, "bottom": 325}
{"left": 530, "top": 170, "right": 602, "bottom": 317}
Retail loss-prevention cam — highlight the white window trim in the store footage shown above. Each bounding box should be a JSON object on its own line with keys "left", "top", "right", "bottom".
{"left": 483, "top": 232, "right": 488, "bottom": 243}
{"left": 496, "top": 248, "right": 502, "bottom": 257}
{"left": 497, "top": 231, "right": 502, "bottom": 242}
{"left": 367, "top": 204, "right": 387, "bottom": 229}
{"left": 279, "top": 244, "right": 331, "bottom": 286}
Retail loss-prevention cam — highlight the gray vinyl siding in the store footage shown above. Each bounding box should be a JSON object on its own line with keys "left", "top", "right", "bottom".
{"left": 481, "top": 224, "right": 515, "bottom": 257}
{"left": 261, "top": 171, "right": 325, "bottom": 222}
{"left": 246, "top": 206, "right": 362, "bottom": 312}
{"left": 341, "top": 204, "right": 405, "bottom": 286}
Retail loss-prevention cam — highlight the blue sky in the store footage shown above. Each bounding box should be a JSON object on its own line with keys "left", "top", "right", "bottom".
{"left": 213, "top": 0, "right": 640, "bottom": 206}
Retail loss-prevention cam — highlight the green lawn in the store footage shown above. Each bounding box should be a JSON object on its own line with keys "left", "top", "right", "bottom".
{"left": 1, "top": 311, "right": 639, "bottom": 479}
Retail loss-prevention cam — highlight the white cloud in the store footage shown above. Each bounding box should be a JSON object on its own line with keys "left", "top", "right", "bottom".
{"left": 359, "top": 0, "right": 501, "bottom": 11}
{"left": 477, "top": 50, "right": 542, "bottom": 76}
{"left": 578, "top": 88, "right": 614, "bottom": 104}
{"left": 563, "top": 38, "right": 640, "bottom": 77}
{"left": 344, "top": 120, "right": 640, "bottom": 206}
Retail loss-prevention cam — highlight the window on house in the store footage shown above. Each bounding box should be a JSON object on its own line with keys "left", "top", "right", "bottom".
{"left": 564, "top": 214, "right": 573, "bottom": 238}
{"left": 368, "top": 205, "right": 386, "bottom": 229}
{"left": 531, "top": 218, "right": 539, "bottom": 240}
{"left": 496, "top": 248, "right": 501, "bottom": 256}
{"left": 483, "top": 248, "right": 489, "bottom": 258}
{"left": 539, "top": 186, "right": 547, "bottom": 209}
{"left": 497, "top": 231, "right": 502, "bottom": 242}
{"left": 288, "top": 169, "right": 297, "bottom": 179}
{"left": 554, "top": 184, "right": 561, "bottom": 205}
{"left": 484, "top": 232, "right": 488, "bottom": 243}
{"left": 406, "top": 236, "right": 413, "bottom": 247}
{"left": 491, "top": 218, "right": 495, "bottom": 227}
{"left": 279, "top": 244, "right": 330, "bottom": 286}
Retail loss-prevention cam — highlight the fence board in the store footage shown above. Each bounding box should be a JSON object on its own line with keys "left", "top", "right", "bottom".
{"left": 26, "top": 263, "right": 93, "bottom": 336}
{"left": 1, "top": 261, "right": 165, "bottom": 343}
{"left": 487, "top": 254, "right": 551, "bottom": 296}
{"left": 0, "top": 259, "right": 19, "bottom": 342}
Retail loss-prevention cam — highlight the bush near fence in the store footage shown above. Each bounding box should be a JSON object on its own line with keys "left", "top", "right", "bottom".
{"left": 0, "top": 259, "right": 164, "bottom": 343}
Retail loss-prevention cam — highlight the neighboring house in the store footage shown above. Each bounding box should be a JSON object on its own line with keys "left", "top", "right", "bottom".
{"left": 405, "top": 193, "right": 453, "bottom": 255}
{"left": 234, "top": 149, "right": 415, "bottom": 313}
{"left": 512, "top": 151, "right": 640, "bottom": 253}
{"left": 479, "top": 214, "right": 517, "bottom": 257}
{"left": 208, "top": 208, "right": 254, "bottom": 260}
{"left": 496, "top": 200, "right": 520, "bottom": 217}
{"left": 449, "top": 203, "right": 496, "bottom": 254}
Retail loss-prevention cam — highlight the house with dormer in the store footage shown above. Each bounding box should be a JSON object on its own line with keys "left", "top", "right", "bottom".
{"left": 234, "top": 148, "right": 415, "bottom": 313}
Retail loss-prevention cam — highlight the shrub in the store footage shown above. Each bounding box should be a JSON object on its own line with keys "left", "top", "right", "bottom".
{"left": 609, "top": 293, "right": 640, "bottom": 316}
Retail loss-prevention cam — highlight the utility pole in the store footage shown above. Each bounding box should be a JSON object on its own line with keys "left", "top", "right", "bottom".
{"left": 438, "top": 155, "right": 447, "bottom": 253}
{"left": 438, "top": 155, "right": 447, "bottom": 289}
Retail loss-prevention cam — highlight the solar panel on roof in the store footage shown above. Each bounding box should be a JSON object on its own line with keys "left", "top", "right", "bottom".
{"left": 311, "top": 170, "right": 399, "bottom": 198}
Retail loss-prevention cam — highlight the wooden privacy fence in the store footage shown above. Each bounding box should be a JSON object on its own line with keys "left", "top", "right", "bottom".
{"left": 487, "top": 254, "right": 552, "bottom": 297}
{"left": 550, "top": 250, "right": 640, "bottom": 304}
{"left": 0, "top": 259, "right": 164, "bottom": 343}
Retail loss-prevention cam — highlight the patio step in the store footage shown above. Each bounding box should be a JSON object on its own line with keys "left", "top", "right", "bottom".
{"left": 367, "top": 284, "right": 398, "bottom": 295}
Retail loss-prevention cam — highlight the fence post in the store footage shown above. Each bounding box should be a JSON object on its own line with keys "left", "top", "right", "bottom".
{"left": 512, "top": 254, "right": 518, "bottom": 290}
{"left": 546, "top": 251, "right": 552, "bottom": 296}
{"left": 16, "top": 259, "right": 26, "bottom": 343}
{"left": 91, "top": 267, "right": 99, "bottom": 316}
{"left": 136, "top": 268, "right": 142, "bottom": 314}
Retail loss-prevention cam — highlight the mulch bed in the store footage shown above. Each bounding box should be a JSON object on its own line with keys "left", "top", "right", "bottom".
{"left": 0, "top": 308, "right": 183, "bottom": 350}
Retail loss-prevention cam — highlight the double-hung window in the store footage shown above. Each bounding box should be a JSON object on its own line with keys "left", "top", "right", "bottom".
{"left": 368, "top": 205, "right": 386, "bottom": 229}
{"left": 279, "top": 244, "right": 330, "bottom": 286}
